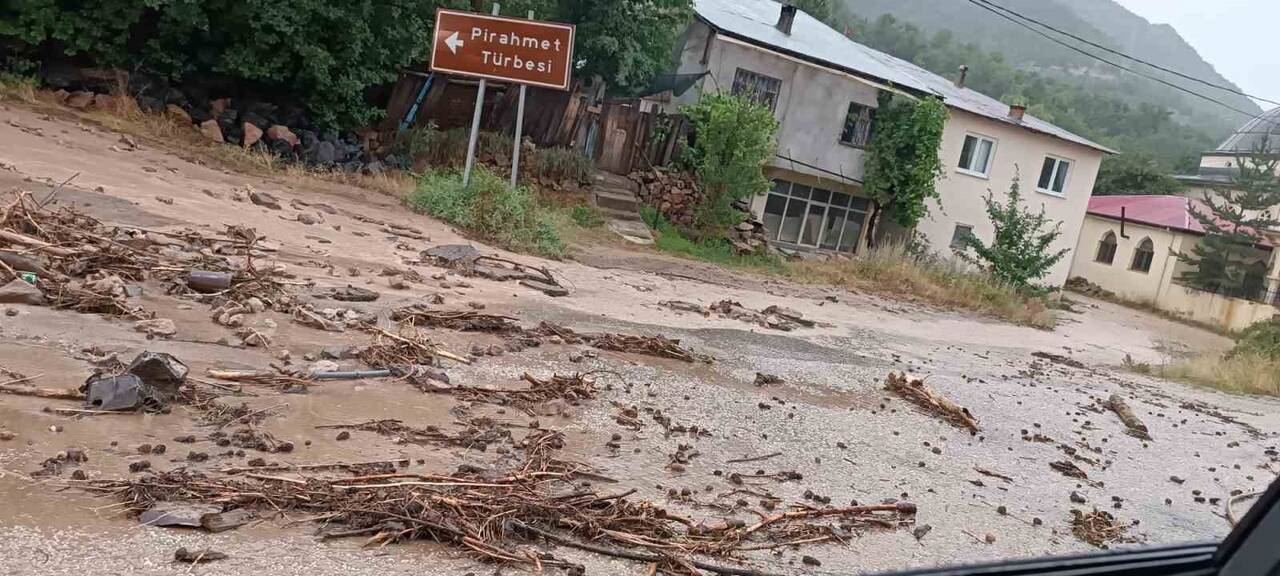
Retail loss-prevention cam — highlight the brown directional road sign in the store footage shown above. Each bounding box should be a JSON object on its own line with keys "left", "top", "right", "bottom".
{"left": 430, "top": 8, "right": 576, "bottom": 91}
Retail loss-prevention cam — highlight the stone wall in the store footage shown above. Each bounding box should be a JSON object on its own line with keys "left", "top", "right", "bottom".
{"left": 631, "top": 169, "right": 702, "bottom": 227}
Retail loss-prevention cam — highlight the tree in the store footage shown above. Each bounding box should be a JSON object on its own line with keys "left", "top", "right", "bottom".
{"left": 1177, "top": 137, "right": 1280, "bottom": 298}
{"left": 790, "top": 0, "right": 834, "bottom": 25}
{"left": 1093, "top": 154, "right": 1184, "bottom": 196}
{"left": 862, "top": 92, "right": 947, "bottom": 229}
{"left": 553, "top": 0, "right": 693, "bottom": 95}
{"left": 959, "top": 170, "right": 1070, "bottom": 290}
{"left": 682, "top": 92, "right": 778, "bottom": 234}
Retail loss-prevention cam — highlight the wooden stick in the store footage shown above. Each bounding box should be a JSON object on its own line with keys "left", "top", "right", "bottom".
{"left": 738, "top": 502, "right": 914, "bottom": 538}
{"left": 219, "top": 459, "right": 409, "bottom": 474}
{"left": 38, "top": 172, "right": 79, "bottom": 207}
{"left": 725, "top": 452, "right": 782, "bottom": 464}
{"left": 0, "top": 230, "right": 77, "bottom": 257}
{"left": 511, "top": 520, "right": 785, "bottom": 576}
{"left": 1105, "top": 394, "right": 1152, "bottom": 440}
{"left": 0, "top": 381, "right": 84, "bottom": 400}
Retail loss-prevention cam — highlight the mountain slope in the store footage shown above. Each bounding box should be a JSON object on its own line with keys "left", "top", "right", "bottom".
{"left": 837, "top": 0, "right": 1259, "bottom": 142}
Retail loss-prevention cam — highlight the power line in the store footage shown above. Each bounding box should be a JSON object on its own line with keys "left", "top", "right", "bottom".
{"left": 973, "top": 0, "right": 1280, "bottom": 109}
{"left": 962, "top": 0, "right": 1277, "bottom": 128}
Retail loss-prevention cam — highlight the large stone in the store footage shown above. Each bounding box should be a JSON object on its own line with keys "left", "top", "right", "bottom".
{"left": 199, "top": 119, "right": 224, "bottom": 143}
{"left": 265, "top": 125, "right": 298, "bottom": 146}
{"left": 315, "top": 141, "right": 337, "bottom": 164}
{"left": 248, "top": 189, "right": 282, "bottom": 210}
{"left": 241, "top": 122, "right": 263, "bottom": 148}
{"left": 65, "top": 91, "right": 95, "bottom": 110}
{"left": 0, "top": 279, "right": 44, "bottom": 305}
{"left": 165, "top": 104, "right": 192, "bottom": 124}
{"left": 134, "top": 318, "right": 178, "bottom": 338}
{"left": 209, "top": 98, "right": 230, "bottom": 118}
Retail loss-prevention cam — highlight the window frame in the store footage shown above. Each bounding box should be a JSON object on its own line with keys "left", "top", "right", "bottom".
{"left": 956, "top": 133, "right": 998, "bottom": 179}
{"left": 1095, "top": 231, "right": 1117, "bottom": 265}
{"left": 731, "top": 68, "right": 782, "bottom": 112}
{"left": 838, "top": 101, "right": 876, "bottom": 148}
{"left": 1130, "top": 237, "right": 1155, "bottom": 274}
{"left": 950, "top": 224, "right": 974, "bottom": 251}
{"left": 761, "top": 179, "right": 870, "bottom": 254}
{"left": 1036, "top": 155, "right": 1074, "bottom": 197}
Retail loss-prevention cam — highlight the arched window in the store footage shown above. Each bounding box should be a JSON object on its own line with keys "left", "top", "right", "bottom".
{"left": 1130, "top": 238, "right": 1155, "bottom": 273}
{"left": 1095, "top": 231, "right": 1117, "bottom": 264}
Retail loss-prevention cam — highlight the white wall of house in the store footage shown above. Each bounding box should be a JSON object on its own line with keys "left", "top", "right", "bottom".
{"left": 1069, "top": 216, "right": 1184, "bottom": 303}
{"left": 916, "top": 109, "right": 1105, "bottom": 287}
{"left": 668, "top": 21, "right": 879, "bottom": 185}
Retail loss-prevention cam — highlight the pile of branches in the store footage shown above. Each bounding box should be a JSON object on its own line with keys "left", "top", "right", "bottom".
{"left": 81, "top": 427, "right": 916, "bottom": 573}
{"left": 391, "top": 305, "right": 522, "bottom": 334}
{"left": 1, "top": 190, "right": 293, "bottom": 317}
{"left": 317, "top": 417, "right": 513, "bottom": 451}
{"left": 453, "top": 373, "right": 597, "bottom": 414}
{"left": 528, "top": 322, "right": 712, "bottom": 363}
{"left": 1070, "top": 509, "right": 1136, "bottom": 548}
{"left": 884, "top": 372, "right": 980, "bottom": 434}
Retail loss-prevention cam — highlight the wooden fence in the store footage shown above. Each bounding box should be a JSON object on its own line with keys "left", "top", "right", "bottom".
{"left": 381, "top": 71, "right": 688, "bottom": 175}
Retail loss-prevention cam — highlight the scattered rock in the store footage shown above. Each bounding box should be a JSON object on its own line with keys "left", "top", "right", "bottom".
{"left": 388, "top": 276, "right": 408, "bottom": 290}
{"left": 174, "top": 547, "right": 228, "bottom": 563}
{"left": 242, "top": 122, "right": 264, "bottom": 148}
{"left": 297, "top": 212, "right": 320, "bottom": 225}
{"left": 165, "top": 104, "right": 192, "bottom": 124}
{"left": 199, "top": 119, "right": 224, "bottom": 143}
{"left": 266, "top": 125, "right": 300, "bottom": 147}
{"left": 801, "top": 555, "right": 821, "bottom": 567}
{"left": 248, "top": 189, "right": 282, "bottom": 210}
{"left": 134, "top": 318, "right": 177, "bottom": 338}
{"left": 0, "top": 431, "right": 16, "bottom": 441}
{"left": 0, "top": 279, "right": 44, "bottom": 305}
{"left": 154, "top": 195, "right": 174, "bottom": 205}
{"left": 1070, "top": 491, "right": 1087, "bottom": 504}
{"left": 201, "top": 508, "right": 254, "bottom": 533}
{"left": 65, "top": 91, "right": 95, "bottom": 110}
{"left": 336, "top": 431, "right": 351, "bottom": 441}
{"left": 754, "top": 373, "right": 783, "bottom": 386}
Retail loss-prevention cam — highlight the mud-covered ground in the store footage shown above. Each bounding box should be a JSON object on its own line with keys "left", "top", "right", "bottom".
{"left": 1, "top": 102, "right": 1278, "bottom": 576}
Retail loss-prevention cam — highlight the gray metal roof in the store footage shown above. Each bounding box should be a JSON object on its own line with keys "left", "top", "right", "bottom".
{"left": 695, "top": 0, "right": 1115, "bottom": 154}
{"left": 1214, "top": 106, "right": 1280, "bottom": 154}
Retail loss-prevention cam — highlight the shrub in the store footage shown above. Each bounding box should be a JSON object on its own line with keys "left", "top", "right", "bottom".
{"left": 2, "top": 0, "right": 430, "bottom": 129}
{"left": 1231, "top": 318, "right": 1280, "bottom": 359}
{"left": 682, "top": 93, "right": 778, "bottom": 234}
{"left": 405, "top": 167, "right": 564, "bottom": 257}
{"left": 533, "top": 147, "right": 592, "bottom": 183}
{"left": 862, "top": 93, "right": 947, "bottom": 228}
{"left": 958, "top": 171, "right": 1069, "bottom": 291}
{"left": 641, "top": 207, "right": 784, "bottom": 270}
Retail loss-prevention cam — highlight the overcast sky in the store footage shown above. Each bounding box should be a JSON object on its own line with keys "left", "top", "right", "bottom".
{"left": 1113, "top": 0, "right": 1276, "bottom": 111}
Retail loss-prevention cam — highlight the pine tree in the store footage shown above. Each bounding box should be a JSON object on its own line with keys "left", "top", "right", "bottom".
{"left": 959, "top": 170, "right": 1069, "bottom": 290}
{"left": 1177, "top": 136, "right": 1280, "bottom": 299}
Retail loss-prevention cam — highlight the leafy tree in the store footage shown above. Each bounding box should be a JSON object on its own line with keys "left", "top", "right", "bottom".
{"left": 1177, "top": 138, "right": 1280, "bottom": 298}
{"left": 862, "top": 92, "right": 947, "bottom": 228}
{"left": 1093, "top": 154, "right": 1184, "bottom": 196}
{"left": 682, "top": 92, "right": 778, "bottom": 234}
{"left": 959, "top": 171, "right": 1070, "bottom": 290}
{"left": 553, "top": 0, "right": 692, "bottom": 95}
{"left": 790, "top": 0, "right": 834, "bottom": 25}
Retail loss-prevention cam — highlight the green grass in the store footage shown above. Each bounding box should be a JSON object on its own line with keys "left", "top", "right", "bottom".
{"left": 405, "top": 166, "right": 565, "bottom": 257}
{"left": 641, "top": 207, "right": 787, "bottom": 272}
{"left": 570, "top": 204, "right": 605, "bottom": 228}
{"left": 1154, "top": 352, "right": 1280, "bottom": 397}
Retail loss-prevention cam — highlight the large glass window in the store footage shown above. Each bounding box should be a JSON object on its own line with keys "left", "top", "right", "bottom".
{"left": 1037, "top": 156, "right": 1073, "bottom": 195}
{"left": 760, "top": 180, "right": 869, "bottom": 253}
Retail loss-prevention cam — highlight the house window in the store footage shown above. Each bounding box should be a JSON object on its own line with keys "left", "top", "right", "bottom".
{"left": 731, "top": 69, "right": 782, "bottom": 111}
{"left": 957, "top": 134, "right": 996, "bottom": 177}
{"left": 1130, "top": 238, "right": 1155, "bottom": 273}
{"left": 1095, "top": 231, "right": 1117, "bottom": 264}
{"left": 761, "top": 179, "right": 870, "bottom": 253}
{"left": 839, "top": 102, "right": 875, "bottom": 147}
{"left": 950, "top": 225, "right": 974, "bottom": 250}
{"left": 1037, "top": 156, "right": 1073, "bottom": 195}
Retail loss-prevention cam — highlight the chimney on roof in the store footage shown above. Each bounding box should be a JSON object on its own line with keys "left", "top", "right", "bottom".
{"left": 777, "top": 3, "right": 798, "bottom": 35}
{"left": 954, "top": 65, "right": 968, "bottom": 89}
{"left": 1009, "top": 103, "right": 1027, "bottom": 123}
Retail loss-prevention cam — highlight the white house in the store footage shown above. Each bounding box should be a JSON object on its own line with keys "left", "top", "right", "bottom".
{"left": 662, "top": 0, "right": 1114, "bottom": 287}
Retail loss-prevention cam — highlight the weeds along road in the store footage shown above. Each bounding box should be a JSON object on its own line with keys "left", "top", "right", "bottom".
{"left": 0, "top": 102, "right": 1277, "bottom": 575}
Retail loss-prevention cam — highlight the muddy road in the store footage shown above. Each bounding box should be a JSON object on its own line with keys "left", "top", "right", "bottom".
{"left": 1, "top": 103, "right": 1278, "bottom": 576}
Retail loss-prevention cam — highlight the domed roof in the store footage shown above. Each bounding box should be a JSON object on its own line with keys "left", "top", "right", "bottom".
{"left": 1216, "top": 106, "right": 1280, "bottom": 154}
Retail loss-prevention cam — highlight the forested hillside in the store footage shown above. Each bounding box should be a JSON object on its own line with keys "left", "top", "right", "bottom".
{"left": 813, "top": 0, "right": 1261, "bottom": 173}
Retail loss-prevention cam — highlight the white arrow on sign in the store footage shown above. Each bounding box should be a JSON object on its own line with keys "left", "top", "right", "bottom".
{"left": 444, "top": 31, "right": 465, "bottom": 54}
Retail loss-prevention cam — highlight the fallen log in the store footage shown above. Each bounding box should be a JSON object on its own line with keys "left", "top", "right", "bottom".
{"left": 0, "top": 229, "right": 79, "bottom": 257}
{"left": 1105, "top": 394, "right": 1152, "bottom": 440}
{"left": 884, "top": 372, "right": 980, "bottom": 434}
{"left": 0, "top": 380, "right": 84, "bottom": 400}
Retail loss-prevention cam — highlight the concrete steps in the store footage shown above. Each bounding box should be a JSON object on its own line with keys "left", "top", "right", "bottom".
{"left": 592, "top": 172, "right": 652, "bottom": 244}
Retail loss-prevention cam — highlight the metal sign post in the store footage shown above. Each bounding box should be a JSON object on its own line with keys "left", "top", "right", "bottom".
{"left": 510, "top": 9, "right": 534, "bottom": 188}
{"left": 462, "top": 3, "right": 501, "bottom": 187}
{"left": 430, "top": 5, "right": 574, "bottom": 187}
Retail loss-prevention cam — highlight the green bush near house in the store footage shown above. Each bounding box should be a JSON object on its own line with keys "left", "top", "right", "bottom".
{"left": 1231, "top": 318, "right": 1280, "bottom": 360}
{"left": 405, "top": 167, "right": 564, "bottom": 258}
{"left": 570, "top": 204, "right": 605, "bottom": 228}
{"left": 681, "top": 93, "right": 779, "bottom": 235}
